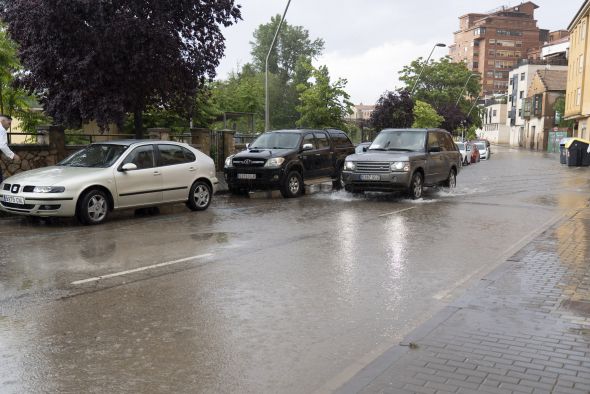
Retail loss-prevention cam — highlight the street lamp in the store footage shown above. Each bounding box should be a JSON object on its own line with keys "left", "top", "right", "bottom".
{"left": 265, "top": 0, "right": 292, "bottom": 132}
{"left": 410, "top": 43, "right": 446, "bottom": 95}
{"left": 455, "top": 73, "right": 479, "bottom": 107}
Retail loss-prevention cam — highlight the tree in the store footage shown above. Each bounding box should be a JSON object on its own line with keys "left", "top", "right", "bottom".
{"left": 249, "top": 17, "right": 323, "bottom": 129}
{"left": 399, "top": 57, "right": 481, "bottom": 133}
{"left": 2, "top": 0, "right": 241, "bottom": 137}
{"left": 412, "top": 100, "right": 444, "bottom": 128}
{"left": 370, "top": 90, "right": 414, "bottom": 131}
{"left": 295, "top": 63, "right": 353, "bottom": 130}
{"left": 250, "top": 15, "right": 324, "bottom": 81}
{"left": 554, "top": 96, "right": 574, "bottom": 128}
{"left": 0, "top": 23, "right": 19, "bottom": 115}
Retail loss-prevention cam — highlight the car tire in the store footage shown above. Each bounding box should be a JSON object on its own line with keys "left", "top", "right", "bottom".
{"left": 442, "top": 168, "right": 457, "bottom": 188}
{"left": 77, "top": 189, "right": 109, "bottom": 225}
{"left": 280, "top": 171, "right": 303, "bottom": 198}
{"left": 333, "top": 164, "right": 345, "bottom": 190}
{"left": 477, "top": 157, "right": 481, "bottom": 163}
{"left": 187, "top": 181, "right": 212, "bottom": 211}
{"left": 408, "top": 171, "right": 423, "bottom": 200}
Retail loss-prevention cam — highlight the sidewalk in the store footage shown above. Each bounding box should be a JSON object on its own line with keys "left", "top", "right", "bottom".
{"left": 338, "top": 208, "right": 590, "bottom": 394}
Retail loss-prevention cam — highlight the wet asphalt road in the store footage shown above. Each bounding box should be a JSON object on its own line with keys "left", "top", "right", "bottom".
{"left": 1, "top": 146, "right": 589, "bottom": 393}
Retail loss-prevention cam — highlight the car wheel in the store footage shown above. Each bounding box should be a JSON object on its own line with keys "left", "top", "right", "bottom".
{"left": 333, "top": 164, "right": 345, "bottom": 190}
{"left": 408, "top": 171, "right": 423, "bottom": 200}
{"left": 281, "top": 171, "right": 303, "bottom": 198}
{"left": 187, "top": 181, "right": 212, "bottom": 211}
{"left": 77, "top": 189, "right": 109, "bottom": 225}
{"left": 442, "top": 168, "right": 457, "bottom": 188}
{"left": 477, "top": 157, "right": 481, "bottom": 163}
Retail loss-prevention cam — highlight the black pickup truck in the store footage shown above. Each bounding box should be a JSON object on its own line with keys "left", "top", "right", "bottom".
{"left": 224, "top": 129, "right": 355, "bottom": 198}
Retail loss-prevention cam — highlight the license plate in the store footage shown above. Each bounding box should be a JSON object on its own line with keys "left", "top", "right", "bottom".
{"left": 237, "top": 173, "right": 256, "bottom": 180}
{"left": 2, "top": 195, "right": 25, "bottom": 205}
{"left": 360, "top": 174, "right": 381, "bottom": 181}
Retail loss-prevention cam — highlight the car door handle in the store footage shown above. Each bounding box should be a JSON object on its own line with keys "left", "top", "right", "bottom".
{"left": 188, "top": 166, "right": 197, "bottom": 172}
{"left": 153, "top": 171, "right": 161, "bottom": 176}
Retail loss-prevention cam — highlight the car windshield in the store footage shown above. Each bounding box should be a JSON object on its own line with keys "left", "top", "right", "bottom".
{"left": 250, "top": 132, "right": 301, "bottom": 149}
{"left": 59, "top": 144, "right": 128, "bottom": 168}
{"left": 475, "top": 142, "right": 486, "bottom": 150}
{"left": 456, "top": 142, "right": 465, "bottom": 150}
{"left": 369, "top": 129, "right": 426, "bottom": 152}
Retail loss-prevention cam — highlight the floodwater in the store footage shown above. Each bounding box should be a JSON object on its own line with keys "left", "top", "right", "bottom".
{"left": 1, "top": 147, "right": 589, "bottom": 393}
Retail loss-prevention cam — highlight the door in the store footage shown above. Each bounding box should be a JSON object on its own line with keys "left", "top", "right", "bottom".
{"left": 314, "top": 131, "right": 333, "bottom": 177}
{"left": 156, "top": 144, "right": 197, "bottom": 202}
{"left": 114, "top": 144, "right": 163, "bottom": 208}
{"left": 299, "top": 133, "right": 320, "bottom": 178}
{"left": 425, "top": 131, "right": 444, "bottom": 184}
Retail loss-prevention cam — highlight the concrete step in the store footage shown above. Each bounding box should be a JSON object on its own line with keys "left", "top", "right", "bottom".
{"left": 247, "top": 180, "right": 334, "bottom": 199}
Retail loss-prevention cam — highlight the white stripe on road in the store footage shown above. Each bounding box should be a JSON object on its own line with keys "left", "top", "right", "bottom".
{"left": 378, "top": 207, "right": 416, "bottom": 217}
{"left": 71, "top": 253, "right": 213, "bottom": 285}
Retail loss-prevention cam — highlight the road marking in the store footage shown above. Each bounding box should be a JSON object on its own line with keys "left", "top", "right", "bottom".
{"left": 71, "top": 253, "right": 213, "bottom": 285}
{"left": 378, "top": 207, "right": 416, "bottom": 217}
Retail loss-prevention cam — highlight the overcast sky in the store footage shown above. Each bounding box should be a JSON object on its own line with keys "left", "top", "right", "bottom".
{"left": 217, "top": 0, "right": 580, "bottom": 104}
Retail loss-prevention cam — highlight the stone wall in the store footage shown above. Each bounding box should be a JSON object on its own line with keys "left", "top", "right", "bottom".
{"left": 1, "top": 127, "right": 238, "bottom": 178}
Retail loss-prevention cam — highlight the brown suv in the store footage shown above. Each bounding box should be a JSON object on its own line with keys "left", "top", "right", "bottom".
{"left": 342, "top": 128, "right": 461, "bottom": 199}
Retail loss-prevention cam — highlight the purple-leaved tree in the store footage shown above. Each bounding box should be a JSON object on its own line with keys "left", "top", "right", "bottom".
{"left": 1, "top": 0, "right": 241, "bottom": 137}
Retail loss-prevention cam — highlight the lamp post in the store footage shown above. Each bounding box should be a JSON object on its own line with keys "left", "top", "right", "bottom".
{"left": 455, "top": 73, "right": 479, "bottom": 107}
{"left": 265, "top": 0, "right": 292, "bottom": 131}
{"left": 410, "top": 43, "right": 446, "bottom": 95}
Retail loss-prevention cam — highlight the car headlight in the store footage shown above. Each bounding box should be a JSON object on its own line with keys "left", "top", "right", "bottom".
{"left": 264, "top": 157, "right": 285, "bottom": 168}
{"left": 390, "top": 162, "right": 410, "bottom": 172}
{"left": 33, "top": 186, "right": 66, "bottom": 193}
{"left": 344, "top": 161, "right": 356, "bottom": 171}
{"left": 224, "top": 155, "right": 234, "bottom": 168}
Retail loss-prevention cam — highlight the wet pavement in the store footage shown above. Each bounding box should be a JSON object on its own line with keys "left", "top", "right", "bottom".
{"left": 338, "top": 206, "right": 590, "bottom": 394}
{"left": 0, "top": 146, "right": 589, "bottom": 393}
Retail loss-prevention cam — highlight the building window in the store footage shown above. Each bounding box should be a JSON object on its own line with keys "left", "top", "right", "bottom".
{"left": 520, "top": 91, "right": 524, "bottom": 99}
{"left": 489, "top": 39, "right": 496, "bottom": 45}
{"left": 497, "top": 29, "right": 522, "bottom": 37}
{"left": 474, "top": 28, "right": 486, "bottom": 36}
{"left": 493, "top": 110, "right": 497, "bottom": 117}
{"left": 489, "top": 49, "right": 495, "bottom": 56}
{"left": 518, "top": 109, "right": 522, "bottom": 117}
{"left": 520, "top": 73, "right": 525, "bottom": 81}
{"left": 580, "top": 55, "right": 585, "bottom": 73}
{"left": 576, "top": 88, "right": 582, "bottom": 106}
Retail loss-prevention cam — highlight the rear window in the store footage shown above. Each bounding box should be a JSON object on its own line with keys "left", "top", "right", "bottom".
{"left": 329, "top": 132, "right": 353, "bottom": 148}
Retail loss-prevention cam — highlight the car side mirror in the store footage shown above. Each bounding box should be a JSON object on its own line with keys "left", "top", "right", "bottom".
{"left": 363, "top": 146, "right": 369, "bottom": 152}
{"left": 121, "top": 163, "right": 138, "bottom": 171}
{"left": 302, "top": 143, "right": 314, "bottom": 151}
{"left": 246, "top": 143, "right": 250, "bottom": 149}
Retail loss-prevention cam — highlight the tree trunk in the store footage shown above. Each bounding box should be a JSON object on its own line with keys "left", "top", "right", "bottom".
{"left": 134, "top": 109, "right": 144, "bottom": 139}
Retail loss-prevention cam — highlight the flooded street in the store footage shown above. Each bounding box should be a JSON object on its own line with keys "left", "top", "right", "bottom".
{"left": 1, "top": 146, "right": 589, "bottom": 393}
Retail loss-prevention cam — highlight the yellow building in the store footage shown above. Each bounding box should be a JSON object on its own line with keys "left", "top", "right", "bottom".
{"left": 565, "top": 1, "right": 590, "bottom": 139}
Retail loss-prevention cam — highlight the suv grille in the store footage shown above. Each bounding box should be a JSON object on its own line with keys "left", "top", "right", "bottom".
{"left": 232, "top": 159, "right": 267, "bottom": 168}
{"left": 355, "top": 162, "right": 391, "bottom": 173}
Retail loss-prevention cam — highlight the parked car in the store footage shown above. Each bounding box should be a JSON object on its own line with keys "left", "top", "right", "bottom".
{"left": 355, "top": 142, "right": 372, "bottom": 154}
{"left": 473, "top": 141, "right": 490, "bottom": 160}
{"left": 341, "top": 128, "right": 461, "bottom": 199}
{"left": 0, "top": 141, "right": 217, "bottom": 225}
{"left": 455, "top": 141, "right": 470, "bottom": 165}
{"left": 466, "top": 142, "right": 480, "bottom": 163}
{"left": 224, "top": 129, "right": 355, "bottom": 198}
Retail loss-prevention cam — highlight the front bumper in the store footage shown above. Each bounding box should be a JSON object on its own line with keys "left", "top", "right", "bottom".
{"left": 224, "top": 168, "right": 285, "bottom": 190}
{"left": 342, "top": 171, "right": 412, "bottom": 192}
{"left": 0, "top": 192, "right": 77, "bottom": 217}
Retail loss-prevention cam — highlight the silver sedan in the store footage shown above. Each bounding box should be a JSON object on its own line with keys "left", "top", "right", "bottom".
{"left": 0, "top": 140, "right": 218, "bottom": 225}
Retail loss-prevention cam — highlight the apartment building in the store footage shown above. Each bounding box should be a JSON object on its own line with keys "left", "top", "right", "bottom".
{"left": 522, "top": 69, "right": 567, "bottom": 151}
{"left": 565, "top": 0, "right": 590, "bottom": 140}
{"left": 449, "top": 2, "right": 547, "bottom": 97}
{"left": 507, "top": 63, "right": 568, "bottom": 146}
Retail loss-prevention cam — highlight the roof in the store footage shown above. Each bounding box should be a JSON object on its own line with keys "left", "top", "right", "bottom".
{"left": 569, "top": 0, "right": 590, "bottom": 31}
{"left": 93, "top": 139, "right": 185, "bottom": 146}
{"left": 543, "top": 36, "right": 570, "bottom": 47}
{"left": 536, "top": 69, "right": 568, "bottom": 91}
